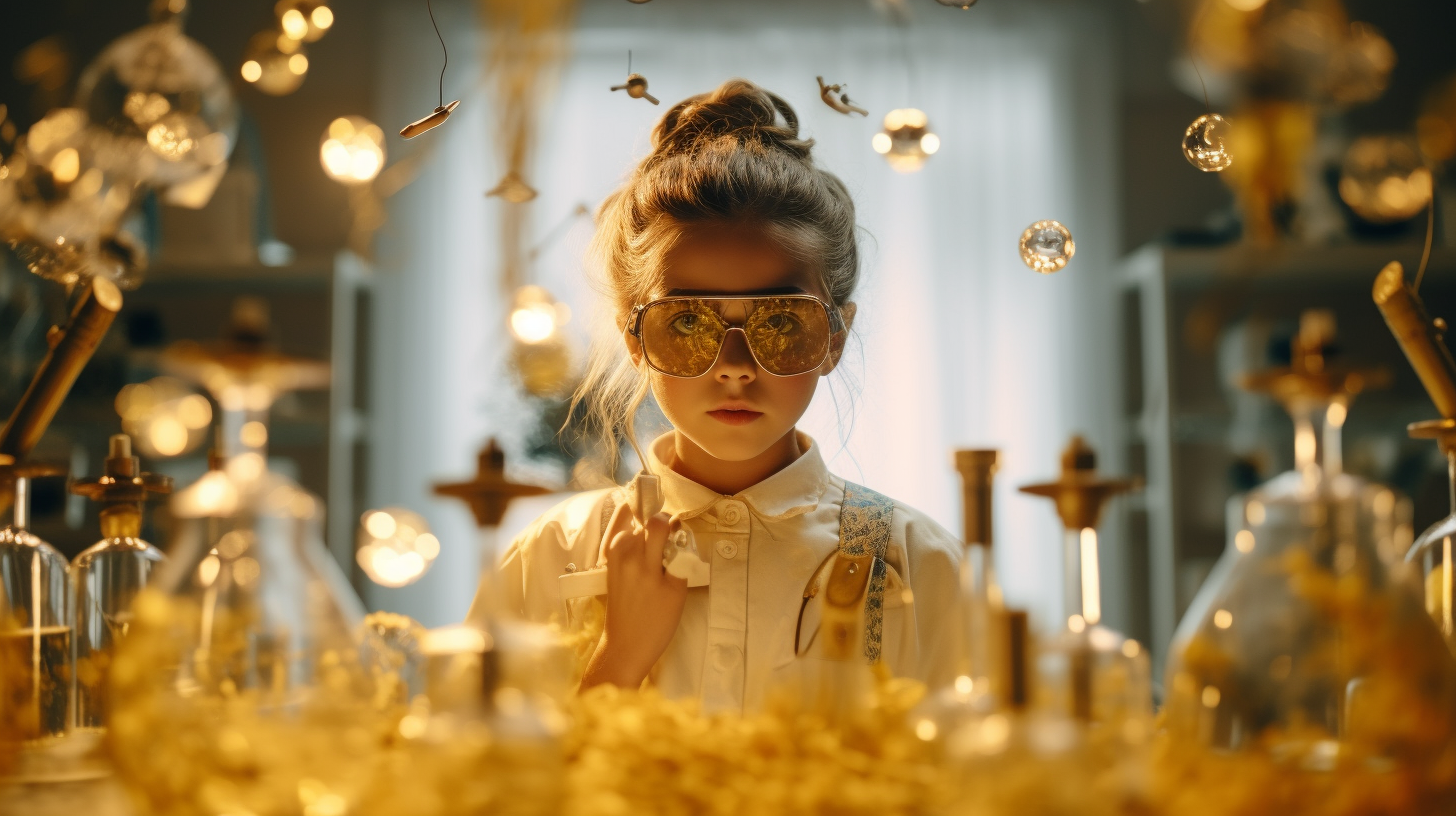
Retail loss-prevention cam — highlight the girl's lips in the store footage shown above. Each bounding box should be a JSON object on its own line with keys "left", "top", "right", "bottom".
{"left": 708, "top": 409, "right": 763, "bottom": 426}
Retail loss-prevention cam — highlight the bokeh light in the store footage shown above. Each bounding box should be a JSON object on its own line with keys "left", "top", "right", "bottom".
{"left": 319, "top": 116, "right": 385, "bottom": 185}
{"left": 1339, "top": 135, "right": 1432, "bottom": 224}
{"left": 509, "top": 285, "right": 571, "bottom": 345}
{"left": 276, "top": 1, "right": 335, "bottom": 43}
{"left": 1018, "top": 220, "right": 1076, "bottom": 274}
{"left": 114, "top": 376, "right": 214, "bottom": 457}
{"left": 1183, "top": 113, "right": 1233, "bottom": 172}
{"left": 873, "top": 108, "right": 938, "bottom": 173}
{"left": 241, "top": 31, "right": 309, "bottom": 96}
{"left": 356, "top": 508, "right": 441, "bottom": 588}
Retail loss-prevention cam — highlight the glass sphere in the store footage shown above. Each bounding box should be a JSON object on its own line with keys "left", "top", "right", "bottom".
{"left": 872, "top": 108, "right": 939, "bottom": 173}
{"left": 276, "top": 0, "right": 334, "bottom": 43}
{"left": 1339, "top": 135, "right": 1432, "bottom": 224}
{"left": 1018, "top": 220, "right": 1075, "bottom": 274}
{"left": 241, "top": 31, "right": 309, "bottom": 96}
{"left": 0, "top": 108, "right": 144, "bottom": 256}
{"left": 319, "top": 116, "right": 385, "bottom": 184}
{"left": 1183, "top": 113, "right": 1233, "bottom": 172}
{"left": 75, "top": 20, "right": 238, "bottom": 189}
{"left": 356, "top": 508, "right": 440, "bottom": 588}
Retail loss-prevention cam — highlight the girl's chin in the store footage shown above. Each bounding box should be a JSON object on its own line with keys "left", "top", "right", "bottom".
{"left": 679, "top": 425, "right": 792, "bottom": 464}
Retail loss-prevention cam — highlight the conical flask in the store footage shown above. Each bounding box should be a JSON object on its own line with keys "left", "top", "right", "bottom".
{"left": 1160, "top": 311, "right": 1456, "bottom": 813}
{"left": 69, "top": 434, "right": 171, "bottom": 730}
{"left": 107, "top": 301, "right": 385, "bottom": 816}
{"left": 911, "top": 449, "right": 1005, "bottom": 751}
{"left": 0, "top": 466, "right": 71, "bottom": 742}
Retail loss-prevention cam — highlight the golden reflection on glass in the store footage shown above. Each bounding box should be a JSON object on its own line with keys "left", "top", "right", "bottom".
{"left": 1018, "top": 220, "right": 1075, "bottom": 274}
{"left": 1183, "top": 113, "right": 1233, "bottom": 172}
{"left": 356, "top": 508, "right": 441, "bottom": 589}
{"left": 115, "top": 376, "right": 214, "bottom": 458}
{"left": 241, "top": 31, "right": 309, "bottom": 96}
{"left": 1339, "top": 135, "right": 1433, "bottom": 223}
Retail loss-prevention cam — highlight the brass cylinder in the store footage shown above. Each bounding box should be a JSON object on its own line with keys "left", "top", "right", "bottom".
{"left": 954, "top": 449, "right": 999, "bottom": 548}
{"left": 0, "top": 278, "right": 122, "bottom": 458}
{"left": 1373, "top": 261, "right": 1456, "bottom": 419}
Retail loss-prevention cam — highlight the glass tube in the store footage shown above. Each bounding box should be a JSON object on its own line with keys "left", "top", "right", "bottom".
{"left": 0, "top": 477, "right": 71, "bottom": 740}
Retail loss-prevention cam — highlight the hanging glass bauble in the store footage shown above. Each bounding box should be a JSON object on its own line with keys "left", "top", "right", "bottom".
{"left": 241, "top": 31, "right": 309, "bottom": 97}
{"left": 356, "top": 507, "right": 440, "bottom": 588}
{"left": 1339, "top": 135, "right": 1432, "bottom": 224}
{"left": 1183, "top": 113, "right": 1233, "bottom": 172}
{"left": 0, "top": 108, "right": 145, "bottom": 257}
{"left": 871, "top": 108, "right": 939, "bottom": 173}
{"left": 11, "top": 227, "right": 149, "bottom": 289}
{"left": 1018, "top": 220, "right": 1075, "bottom": 274}
{"left": 320, "top": 116, "right": 385, "bottom": 185}
{"left": 275, "top": 0, "right": 335, "bottom": 43}
{"left": 75, "top": 17, "right": 238, "bottom": 191}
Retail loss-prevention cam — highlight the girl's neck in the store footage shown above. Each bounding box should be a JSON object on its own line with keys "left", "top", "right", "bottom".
{"left": 668, "top": 428, "right": 804, "bottom": 496}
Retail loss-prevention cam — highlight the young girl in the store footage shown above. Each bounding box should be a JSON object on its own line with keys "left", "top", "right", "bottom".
{"left": 471, "top": 79, "right": 962, "bottom": 713}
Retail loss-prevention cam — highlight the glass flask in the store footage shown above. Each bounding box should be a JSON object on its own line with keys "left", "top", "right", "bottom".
{"left": 911, "top": 450, "right": 1005, "bottom": 752}
{"left": 360, "top": 625, "right": 564, "bottom": 816}
{"left": 68, "top": 433, "right": 171, "bottom": 730}
{"left": 0, "top": 473, "right": 71, "bottom": 741}
{"left": 106, "top": 308, "right": 391, "bottom": 816}
{"left": 1159, "top": 313, "right": 1456, "bottom": 814}
{"left": 1019, "top": 437, "right": 1151, "bottom": 736}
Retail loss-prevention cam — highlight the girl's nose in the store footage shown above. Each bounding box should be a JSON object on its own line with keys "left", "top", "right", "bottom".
{"left": 714, "top": 329, "right": 758, "bottom": 384}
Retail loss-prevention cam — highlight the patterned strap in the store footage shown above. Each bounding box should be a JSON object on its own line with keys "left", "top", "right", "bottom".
{"left": 837, "top": 481, "right": 895, "bottom": 663}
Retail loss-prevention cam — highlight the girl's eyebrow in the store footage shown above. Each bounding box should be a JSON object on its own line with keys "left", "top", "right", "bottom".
{"left": 664, "top": 286, "right": 810, "bottom": 296}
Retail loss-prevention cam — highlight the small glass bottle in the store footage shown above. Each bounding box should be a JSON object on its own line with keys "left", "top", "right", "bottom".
{"left": 68, "top": 433, "right": 172, "bottom": 730}
{"left": 0, "top": 471, "right": 71, "bottom": 741}
{"left": 1019, "top": 437, "right": 1151, "bottom": 735}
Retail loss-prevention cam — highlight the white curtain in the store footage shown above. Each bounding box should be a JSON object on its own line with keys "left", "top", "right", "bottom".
{"left": 369, "top": 0, "right": 1121, "bottom": 631}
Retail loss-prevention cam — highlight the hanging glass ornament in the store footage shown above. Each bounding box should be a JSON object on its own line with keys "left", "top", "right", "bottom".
{"left": 240, "top": 31, "right": 310, "bottom": 97}
{"left": 1339, "top": 135, "right": 1432, "bottom": 224}
{"left": 871, "top": 108, "right": 939, "bottom": 173}
{"left": 1329, "top": 23, "right": 1396, "bottom": 107}
{"left": 1183, "top": 113, "right": 1233, "bottom": 172}
{"left": 275, "top": 0, "right": 334, "bottom": 43}
{"left": 320, "top": 116, "right": 385, "bottom": 185}
{"left": 74, "top": 3, "right": 238, "bottom": 192}
{"left": 355, "top": 507, "right": 440, "bottom": 588}
{"left": 1018, "top": 220, "right": 1075, "bottom": 274}
{"left": 0, "top": 108, "right": 146, "bottom": 257}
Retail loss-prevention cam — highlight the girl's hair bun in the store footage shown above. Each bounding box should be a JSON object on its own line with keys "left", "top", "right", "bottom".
{"left": 651, "top": 78, "right": 813, "bottom": 162}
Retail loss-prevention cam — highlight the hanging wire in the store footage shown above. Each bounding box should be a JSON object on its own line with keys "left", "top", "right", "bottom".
{"left": 427, "top": 0, "right": 447, "bottom": 109}
{"left": 1188, "top": 0, "right": 1213, "bottom": 110}
{"left": 1415, "top": 195, "right": 1436, "bottom": 292}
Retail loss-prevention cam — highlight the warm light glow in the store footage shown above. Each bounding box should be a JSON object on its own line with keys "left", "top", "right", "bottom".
{"left": 364, "top": 510, "right": 397, "bottom": 539}
{"left": 241, "top": 60, "right": 263, "bottom": 83}
{"left": 1214, "top": 609, "right": 1233, "bottom": 629}
{"left": 149, "top": 416, "right": 189, "bottom": 456}
{"left": 240, "top": 420, "right": 269, "bottom": 449}
{"left": 1121, "top": 640, "right": 1141, "bottom": 659}
{"left": 50, "top": 147, "right": 80, "bottom": 183}
{"left": 920, "top": 133, "right": 940, "bottom": 155}
{"left": 357, "top": 507, "right": 438, "bottom": 588}
{"left": 1079, "top": 527, "right": 1101, "bottom": 626}
{"left": 1202, "top": 685, "right": 1222, "bottom": 708}
{"left": 1246, "top": 501, "right": 1266, "bottom": 526}
{"left": 1067, "top": 614, "right": 1086, "bottom": 634}
{"left": 288, "top": 53, "right": 309, "bottom": 75}
{"left": 178, "top": 394, "right": 213, "bottom": 429}
{"left": 114, "top": 377, "right": 213, "bottom": 458}
{"left": 871, "top": 133, "right": 892, "bottom": 154}
{"left": 1326, "top": 402, "right": 1348, "bottom": 428}
{"left": 953, "top": 675, "right": 974, "bottom": 695}
{"left": 280, "top": 9, "right": 309, "bottom": 39}
{"left": 319, "top": 116, "right": 386, "bottom": 185}
{"left": 1235, "top": 529, "right": 1255, "bottom": 553}
{"left": 510, "top": 304, "right": 559, "bottom": 344}
{"left": 914, "top": 719, "right": 938, "bottom": 741}
{"left": 312, "top": 6, "right": 335, "bottom": 30}
{"left": 197, "top": 554, "right": 221, "bottom": 587}
{"left": 1223, "top": 0, "right": 1269, "bottom": 12}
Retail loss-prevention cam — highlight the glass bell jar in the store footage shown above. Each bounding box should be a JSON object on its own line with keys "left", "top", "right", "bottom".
{"left": 68, "top": 434, "right": 171, "bottom": 731}
{"left": 1019, "top": 436, "right": 1152, "bottom": 740}
{"left": 1159, "top": 312, "right": 1456, "bottom": 814}
{"left": 106, "top": 303, "right": 389, "bottom": 816}
{"left": 0, "top": 466, "right": 71, "bottom": 743}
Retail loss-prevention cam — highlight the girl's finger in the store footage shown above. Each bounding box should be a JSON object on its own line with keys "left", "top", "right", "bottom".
{"left": 642, "top": 511, "right": 671, "bottom": 572}
{"left": 600, "top": 502, "right": 637, "bottom": 565}
{"left": 606, "top": 528, "right": 644, "bottom": 567}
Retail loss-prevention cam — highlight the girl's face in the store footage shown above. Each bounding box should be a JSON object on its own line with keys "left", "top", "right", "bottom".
{"left": 628, "top": 221, "right": 848, "bottom": 464}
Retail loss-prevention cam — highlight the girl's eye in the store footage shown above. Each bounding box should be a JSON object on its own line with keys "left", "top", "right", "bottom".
{"left": 761, "top": 312, "right": 801, "bottom": 334}
{"left": 669, "top": 313, "right": 701, "bottom": 335}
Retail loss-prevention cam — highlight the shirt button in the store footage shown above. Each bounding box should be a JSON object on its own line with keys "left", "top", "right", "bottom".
{"left": 721, "top": 504, "right": 742, "bottom": 525}
{"left": 711, "top": 643, "right": 741, "bottom": 671}
{"left": 715, "top": 539, "right": 738, "bottom": 559}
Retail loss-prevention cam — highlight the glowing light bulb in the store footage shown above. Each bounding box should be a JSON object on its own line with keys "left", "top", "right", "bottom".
{"left": 874, "top": 108, "right": 937, "bottom": 173}
{"left": 319, "top": 116, "right": 385, "bottom": 185}
{"left": 508, "top": 285, "right": 570, "bottom": 344}
{"left": 241, "top": 60, "right": 263, "bottom": 82}
{"left": 1018, "top": 220, "right": 1075, "bottom": 274}
{"left": 356, "top": 507, "right": 439, "bottom": 588}
{"left": 280, "top": 9, "right": 309, "bottom": 40}
{"left": 1183, "top": 113, "right": 1233, "bottom": 172}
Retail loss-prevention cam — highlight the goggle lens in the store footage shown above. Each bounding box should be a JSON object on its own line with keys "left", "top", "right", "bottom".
{"left": 637, "top": 296, "right": 834, "bottom": 378}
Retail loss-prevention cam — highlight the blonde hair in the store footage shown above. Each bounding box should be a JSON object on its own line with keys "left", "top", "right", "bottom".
{"left": 572, "top": 79, "right": 861, "bottom": 479}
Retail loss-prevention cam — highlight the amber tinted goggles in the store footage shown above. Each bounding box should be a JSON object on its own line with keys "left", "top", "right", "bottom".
{"left": 628, "top": 295, "right": 840, "bottom": 378}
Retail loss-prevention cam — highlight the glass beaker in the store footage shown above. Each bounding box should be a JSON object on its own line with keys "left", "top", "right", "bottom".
{"left": 1406, "top": 420, "right": 1456, "bottom": 654}
{"left": 69, "top": 433, "right": 171, "bottom": 730}
{"left": 0, "top": 474, "right": 71, "bottom": 741}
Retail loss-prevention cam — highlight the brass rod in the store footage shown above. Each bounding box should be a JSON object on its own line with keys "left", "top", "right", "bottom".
{"left": 0, "top": 278, "right": 122, "bottom": 458}
{"left": 954, "top": 449, "right": 999, "bottom": 549}
{"left": 1373, "top": 261, "right": 1456, "bottom": 419}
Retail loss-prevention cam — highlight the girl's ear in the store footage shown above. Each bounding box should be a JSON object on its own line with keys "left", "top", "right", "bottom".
{"left": 623, "top": 326, "right": 645, "bottom": 368}
{"left": 824, "top": 302, "right": 857, "bottom": 374}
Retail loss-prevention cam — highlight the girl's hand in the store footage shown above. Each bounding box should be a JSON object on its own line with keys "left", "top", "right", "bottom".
{"left": 580, "top": 502, "right": 689, "bottom": 690}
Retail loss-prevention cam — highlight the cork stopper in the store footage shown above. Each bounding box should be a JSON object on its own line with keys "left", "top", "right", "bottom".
{"left": 1020, "top": 436, "right": 1140, "bottom": 531}
{"left": 105, "top": 433, "right": 138, "bottom": 478}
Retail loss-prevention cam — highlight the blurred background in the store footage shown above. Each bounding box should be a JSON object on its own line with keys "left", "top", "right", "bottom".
{"left": 3, "top": 0, "right": 1455, "bottom": 673}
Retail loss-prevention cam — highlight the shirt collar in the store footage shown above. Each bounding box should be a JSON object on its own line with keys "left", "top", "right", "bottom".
{"left": 644, "top": 430, "right": 831, "bottom": 522}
